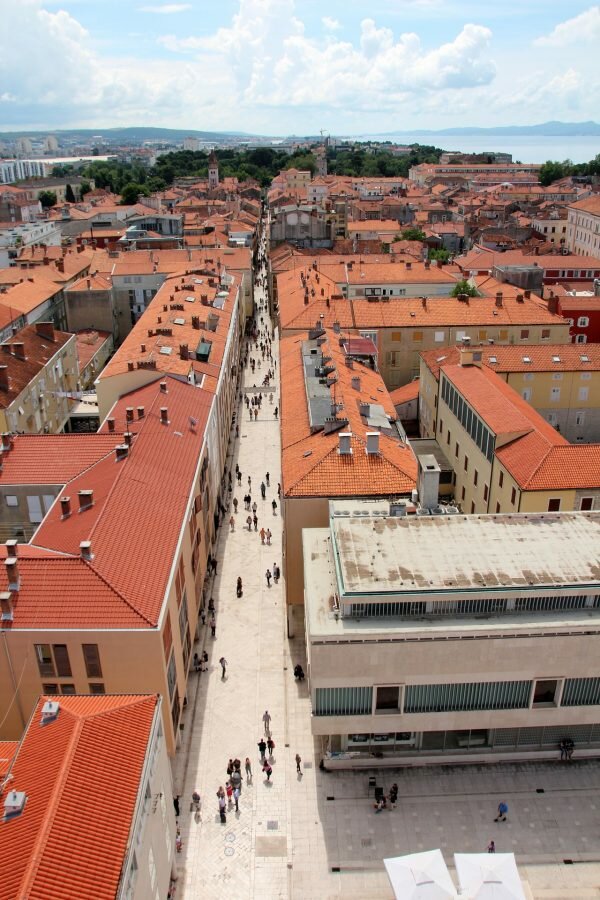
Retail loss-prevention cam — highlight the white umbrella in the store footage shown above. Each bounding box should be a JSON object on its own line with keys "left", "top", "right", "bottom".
{"left": 384, "top": 849, "right": 457, "bottom": 899}
{"left": 454, "top": 853, "right": 526, "bottom": 900}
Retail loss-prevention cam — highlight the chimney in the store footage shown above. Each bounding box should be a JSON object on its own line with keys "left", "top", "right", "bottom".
{"left": 115, "top": 443, "right": 129, "bottom": 462}
{"left": 524, "top": 289, "right": 531, "bottom": 299}
{"left": 0, "top": 591, "right": 13, "bottom": 622}
{"left": 123, "top": 431, "right": 133, "bottom": 446}
{"left": 366, "top": 431, "right": 380, "bottom": 455}
{"left": 107, "top": 418, "right": 115, "bottom": 433}
{"left": 495, "top": 292, "right": 503, "bottom": 308}
{"left": 4, "top": 557, "right": 19, "bottom": 591}
{"left": 338, "top": 432, "right": 352, "bottom": 455}
{"left": 43, "top": 256, "right": 50, "bottom": 266}
{"left": 424, "top": 259, "right": 431, "bottom": 269}
{"left": 421, "top": 296, "right": 427, "bottom": 309}
{"left": 516, "top": 294, "right": 524, "bottom": 304}
{"left": 35, "top": 322, "right": 55, "bottom": 342}
{"left": 78, "top": 489, "right": 94, "bottom": 512}
{"left": 125, "top": 407, "right": 134, "bottom": 422}
{"left": 141, "top": 343, "right": 146, "bottom": 353}
{"left": 0, "top": 366, "right": 8, "bottom": 392}
{"left": 351, "top": 375, "right": 361, "bottom": 391}
{"left": 179, "top": 344, "right": 189, "bottom": 360}
{"left": 406, "top": 261, "right": 412, "bottom": 270}
{"left": 127, "top": 362, "right": 134, "bottom": 372}
{"left": 160, "top": 381, "right": 168, "bottom": 393}
{"left": 137, "top": 406, "right": 145, "bottom": 419}
{"left": 436, "top": 258, "right": 443, "bottom": 268}
{"left": 1, "top": 433, "right": 13, "bottom": 452}
{"left": 417, "top": 454, "right": 441, "bottom": 510}
{"left": 12, "top": 343, "right": 25, "bottom": 360}
{"left": 345, "top": 356, "right": 354, "bottom": 369}
{"left": 160, "top": 407, "right": 169, "bottom": 424}
{"left": 5, "top": 539, "right": 18, "bottom": 558}
{"left": 548, "top": 296, "right": 558, "bottom": 315}
{"left": 56, "top": 259, "right": 64, "bottom": 273}
{"left": 60, "top": 496, "right": 71, "bottom": 518}
{"left": 80, "top": 541, "right": 93, "bottom": 561}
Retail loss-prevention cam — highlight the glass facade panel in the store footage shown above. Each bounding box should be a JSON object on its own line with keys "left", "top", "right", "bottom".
{"left": 562, "top": 677, "right": 600, "bottom": 707}
{"left": 404, "top": 680, "right": 531, "bottom": 713}
{"left": 314, "top": 686, "right": 373, "bottom": 716}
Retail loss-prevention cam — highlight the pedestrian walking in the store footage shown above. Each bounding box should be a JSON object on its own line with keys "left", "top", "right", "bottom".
{"left": 262, "top": 710, "right": 272, "bottom": 734}
{"left": 191, "top": 790, "right": 201, "bottom": 812}
{"left": 253, "top": 514, "right": 258, "bottom": 531}
{"left": 219, "top": 656, "right": 227, "bottom": 679}
{"left": 252, "top": 501, "right": 257, "bottom": 515}
{"left": 267, "top": 736, "right": 275, "bottom": 758}
{"left": 494, "top": 801, "right": 508, "bottom": 822}
{"left": 200, "top": 607, "right": 206, "bottom": 626}
{"left": 246, "top": 515, "right": 252, "bottom": 531}
{"left": 266, "top": 472, "right": 270, "bottom": 485}
{"left": 233, "top": 786, "right": 240, "bottom": 812}
{"left": 274, "top": 406, "right": 278, "bottom": 419}
{"left": 389, "top": 783, "right": 398, "bottom": 808}
{"left": 229, "top": 515, "right": 235, "bottom": 532}
{"left": 266, "top": 569, "right": 272, "bottom": 587}
{"left": 226, "top": 782, "right": 233, "bottom": 805}
{"left": 258, "top": 738, "right": 267, "bottom": 760}
{"left": 272, "top": 499, "right": 277, "bottom": 515}
{"left": 277, "top": 482, "right": 281, "bottom": 499}
{"left": 173, "top": 795, "right": 180, "bottom": 817}
{"left": 245, "top": 757, "right": 252, "bottom": 780}
{"left": 211, "top": 558, "right": 218, "bottom": 575}
{"left": 248, "top": 476, "right": 252, "bottom": 488}
{"left": 260, "top": 527, "right": 266, "bottom": 544}
{"left": 487, "top": 840, "right": 496, "bottom": 853}
{"left": 219, "top": 794, "right": 227, "bottom": 823}
{"left": 231, "top": 769, "right": 241, "bottom": 793}
{"left": 263, "top": 761, "right": 273, "bottom": 781}
{"left": 254, "top": 408, "right": 258, "bottom": 420}
{"left": 273, "top": 563, "right": 280, "bottom": 583}
{"left": 295, "top": 753, "right": 302, "bottom": 773}
{"left": 233, "top": 497, "right": 238, "bottom": 513}
{"left": 237, "top": 470, "right": 242, "bottom": 485}
{"left": 260, "top": 481, "right": 266, "bottom": 499}
{"left": 210, "top": 615, "right": 216, "bottom": 638}
{"left": 266, "top": 528, "right": 272, "bottom": 545}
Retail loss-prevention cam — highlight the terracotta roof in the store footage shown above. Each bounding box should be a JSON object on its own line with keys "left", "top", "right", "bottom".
{"left": 421, "top": 343, "right": 600, "bottom": 377}
{"left": 389, "top": 380, "right": 420, "bottom": 405}
{"left": 280, "top": 331, "right": 417, "bottom": 498}
{"left": 0, "top": 434, "right": 119, "bottom": 484}
{"left": 0, "top": 740, "right": 17, "bottom": 777}
{"left": 30, "top": 376, "right": 212, "bottom": 627}
{"left": 0, "top": 694, "right": 157, "bottom": 900}
{"left": 0, "top": 325, "right": 74, "bottom": 408}
{"left": 65, "top": 273, "right": 112, "bottom": 293}
{"left": 442, "top": 363, "right": 540, "bottom": 438}
{"left": 76, "top": 329, "right": 112, "bottom": 369}
{"left": 568, "top": 195, "right": 600, "bottom": 215}
{"left": 0, "top": 279, "right": 62, "bottom": 317}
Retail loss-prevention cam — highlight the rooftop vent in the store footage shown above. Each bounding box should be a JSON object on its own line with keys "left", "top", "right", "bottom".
{"left": 351, "top": 375, "right": 361, "bottom": 391}
{"left": 338, "top": 432, "right": 352, "bottom": 455}
{"left": 41, "top": 700, "right": 60, "bottom": 723}
{"left": 80, "top": 541, "right": 93, "bottom": 561}
{"left": 160, "top": 407, "right": 169, "bottom": 425}
{"left": 125, "top": 407, "right": 134, "bottom": 422}
{"left": 115, "top": 443, "right": 129, "bottom": 462}
{"left": 0, "top": 591, "right": 13, "bottom": 622}
{"left": 107, "top": 418, "right": 115, "bottom": 433}
{"left": 4, "top": 790, "right": 27, "bottom": 819}
{"left": 60, "top": 496, "right": 71, "bottom": 518}
{"left": 78, "top": 489, "right": 93, "bottom": 511}
{"left": 160, "top": 381, "right": 168, "bottom": 393}
{"left": 137, "top": 406, "right": 145, "bottom": 419}
{"left": 4, "top": 557, "right": 19, "bottom": 591}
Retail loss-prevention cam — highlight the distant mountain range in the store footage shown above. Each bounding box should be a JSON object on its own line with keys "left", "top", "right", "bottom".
{"left": 368, "top": 121, "right": 600, "bottom": 138}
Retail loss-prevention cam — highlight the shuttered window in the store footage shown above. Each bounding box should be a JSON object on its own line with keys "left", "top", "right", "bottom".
{"left": 404, "top": 680, "right": 531, "bottom": 713}
{"left": 314, "top": 686, "right": 373, "bottom": 716}
{"left": 82, "top": 644, "right": 102, "bottom": 678}
{"left": 562, "top": 678, "right": 600, "bottom": 707}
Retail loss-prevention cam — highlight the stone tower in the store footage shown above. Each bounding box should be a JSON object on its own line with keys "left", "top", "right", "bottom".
{"left": 315, "top": 145, "right": 327, "bottom": 177}
{"left": 208, "top": 150, "right": 219, "bottom": 190}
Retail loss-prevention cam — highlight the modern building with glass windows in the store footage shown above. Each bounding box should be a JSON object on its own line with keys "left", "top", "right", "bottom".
{"left": 303, "top": 505, "right": 600, "bottom": 766}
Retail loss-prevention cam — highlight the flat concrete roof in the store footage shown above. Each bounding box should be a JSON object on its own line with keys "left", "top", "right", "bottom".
{"left": 332, "top": 512, "right": 600, "bottom": 596}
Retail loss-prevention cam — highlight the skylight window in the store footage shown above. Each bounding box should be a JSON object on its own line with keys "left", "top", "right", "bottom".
{"left": 159, "top": 346, "right": 172, "bottom": 355}
{"left": 489, "top": 356, "right": 497, "bottom": 363}
{"left": 173, "top": 317, "right": 185, "bottom": 325}
{"left": 580, "top": 355, "right": 590, "bottom": 362}
{"left": 185, "top": 296, "right": 195, "bottom": 303}
{"left": 552, "top": 356, "right": 561, "bottom": 363}
{"left": 522, "top": 356, "right": 531, "bottom": 363}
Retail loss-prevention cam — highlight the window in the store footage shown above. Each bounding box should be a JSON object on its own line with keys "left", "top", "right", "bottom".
{"left": 552, "top": 372, "right": 563, "bottom": 381}
{"left": 483, "top": 484, "right": 489, "bottom": 502}
{"left": 577, "top": 316, "right": 589, "bottom": 327}
{"left": 580, "top": 372, "right": 591, "bottom": 380}
{"left": 163, "top": 611, "right": 172, "bottom": 659}
{"left": 576, "top": 411, "right": 586, "bottom": 427}
{"left": 314, "top": 686, "right": 373, "bottom": 716}
{"left": 446, "top": 430, "right": 450, "bottom": 445}
{"left": 470, "top": 501, "right": 475, "bottom": 513}
{"left": 511, "top": 487, "right": 516, "bottom": 505}
{"left": 520, "top": 329, "right": 529, "bottom": 340}
{"left": 42, "top": 683, "right": 59, "bottom": 694}
{"left": 391, "top": 331, "right": 401, "bottom": 342}
{"left": 60, "top": 684, "right": 76, "bottom": 695}
{"left": 5, "top": 495, "right": 18, "bottom": 507}
{"left": 463, "top": 455, "right": 468, "bottom": 472}
{"left": 541, "top": 329, "right": 551, "bottom": 340}
{"left": 580, "top": 497, "right": 593, "bottom": 511}
{"left": 576, "top": 334, "right": 587, "bottom": 344}
{"left": 532, "top": 679, "right": 558, "bottom": 707}
{"left": 523, "top": 372, "right": 534, "bottom": 381}
{"left": 522, "top": 389, "right": 532, "bottom": 402}
{"left": 89, "top": 683, "right": 105, "bottom": 694}
{"left": 26, "top": 495, "right": 43, "bottom": 524}
{"left": 478, "top": 330, "right": 487, "bottom": 341}
{"left": 404, "top": 680, "right": 531, "bottom": 713}
{"left": 82, "top": 644, "right": 102, "bottom": 678}
{"left": 498, "top": 330, "right": 508, "bottom": 341}
{"left": 434, "top": 331, "right": 445, "bottom": 342}
{"left": 167, "top": 651, "right": 177, "bottom": 700}
{"left": 35, "top": 644, "right": 54, "bottom": 677}
{"left": 499, "top": 471, "right": 504, "bottom": 488}
{"left": 438, "top": 419, "right": 443, "bottom": 434}
{"left": 412, "top": 331, "right": 423, "bottom": 342}
{"left": 474, "top": 470, "right": 478, "bottom": 486}
{"left": 578, "top": 387, "right": 589, "bottom": 402}
{"left": 455, "top": 442, "right": 459, "bottom": 458}
{"left": 375, "top": 685, "right": 401, "bottom": 712}
{"left": 495, "top": 502, "right": 501, "bottom": 513}
{"left": 148, "top": 847, "right": 157, "bottom": 893}
{"left": 547, "top": 498, "right": 561, "bottom": 512}
{"left": 550, "top": 387, "right": 560, "bottom": 402}
{"left": 461, "top": 486, "right": 466, "bottom": 501}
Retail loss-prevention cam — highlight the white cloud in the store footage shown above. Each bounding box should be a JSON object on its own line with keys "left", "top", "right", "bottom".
{"left": 534, "top": 6, "right": 600, "bottom": 47}
{"left": 322, "top": 16, "right": 341, "bottom": 31}
{"left": 138, "top": 3, "right": 192, "bottom": 12}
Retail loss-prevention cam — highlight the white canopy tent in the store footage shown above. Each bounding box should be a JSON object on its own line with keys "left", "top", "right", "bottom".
{"left": 384, "top": 849, "right": 457, "bottom": 900}
{"left": 454, "top": 853, "right": 526, "bottom": 900}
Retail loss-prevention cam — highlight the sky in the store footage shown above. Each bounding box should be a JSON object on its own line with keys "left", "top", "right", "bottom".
{"left": 0, "top": 0, "right": 599, "bottom": 134}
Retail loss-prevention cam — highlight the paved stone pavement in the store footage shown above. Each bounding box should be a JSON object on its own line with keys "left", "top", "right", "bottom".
{"left": 171, "top": 231, "right": 600, "bottom": 900}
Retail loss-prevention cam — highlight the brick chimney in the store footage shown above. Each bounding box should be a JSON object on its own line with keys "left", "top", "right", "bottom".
{"left": 35, "top": 322, "right": 55, "bottom": 341}
{"left": 137, "top": 406, "right": 145, "bottom": 419}
{"left": 115, "top": 443, "right": 129, "bottom": 462}
{"left": 107, "top": 418, "right": 115, "bottom": 433}
{"left": 0, "top": 365, "right": 8, "bottom": 392}
{"left": 56, "top": 259, "right": 64, "bottom": 273}
{"left": 160, "top": 381, "right": 168, "bottom": 393}
{"left": 78, "top": 489, "right": 94, "bottom": 511}
{"left": 548, "top": 296, "right": 559, "bottom": 315}
{"left": 12, "top": 343, "right": 25, "bottom": 360}
{"left": 495, "top": 292, "right": 503, "bottom": 308}
{"left": 60, "top": 496, "right": 71, "bottom": 518}
{"left": 125, "top": 407, "right": 134, "bottom": 422}
{"left": 160, "top": 407, "right": 169, "bottom": 424}
{"left": 4, "top": 556, "right": 19, "bottom": 591}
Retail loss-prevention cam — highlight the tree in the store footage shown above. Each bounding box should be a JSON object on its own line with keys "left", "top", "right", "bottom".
{"left": 39, "top": 190, "right": 57, "bottom": 209}
{"left": 451, "top": 279, "right": 478, "bottom": 298}
{"left": 429, "top": 247, "right": 451, "bottom": 262}
{"left": 539, "top": 160, "right": 568, "bottom": 186}
{"left": 120, "top": 182, "right": 147, "bottom": 205}
{"left": 79, "top": 180, "right": 91, "bottom": 198}
{"left": 65, "top": 184, "right": 76, "bottom": 203}
{"left": 398, "top": 227, "right": 427, "bottom": 242}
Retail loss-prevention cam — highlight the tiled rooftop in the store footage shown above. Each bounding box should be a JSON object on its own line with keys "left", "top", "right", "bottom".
{"left": 0, "top": 694, "right": 157, "bottom": 900}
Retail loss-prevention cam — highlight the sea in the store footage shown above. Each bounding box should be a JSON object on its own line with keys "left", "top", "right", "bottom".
{"left": 365, "top": 134, "right": 600, "bottom": 165}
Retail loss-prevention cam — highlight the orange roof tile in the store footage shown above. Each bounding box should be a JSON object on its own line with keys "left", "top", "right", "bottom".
{"left": 0, "top": 434, "right": 119, "bottom": 484}
{"left": 0, "top": 694, "right": 158, "bottom": 900}
{"left": 0, "top": 278, "right": 62, "bottom": 317}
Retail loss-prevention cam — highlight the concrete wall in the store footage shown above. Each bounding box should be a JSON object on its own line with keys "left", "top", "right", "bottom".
{"left": 283, "top": 496, "right": 329, "bottom": 609}
{"left": 65, "top": 290, "right": 117, "bottom": 339}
